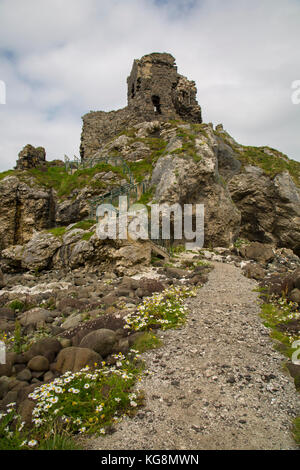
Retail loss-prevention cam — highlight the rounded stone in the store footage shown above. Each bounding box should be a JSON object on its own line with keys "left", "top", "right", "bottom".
{"left": 16, "top": 368, "right": 32, "bottom": 382}
{"left": 27, "top": 355, "right": 49, "bottom": 372}
{"left": 79, "top": 329, "right": 117, "bottom": 357}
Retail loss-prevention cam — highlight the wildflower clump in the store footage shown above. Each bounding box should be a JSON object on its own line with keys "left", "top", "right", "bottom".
{"left": 28, "top": 351, "right": 143, "bottom": 437}
{"left": 123, "top": 285, "right": 197, "bottom": 331}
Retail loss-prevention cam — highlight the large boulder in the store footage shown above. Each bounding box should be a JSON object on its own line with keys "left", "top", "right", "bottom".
{"left": 79, "top": 329, "right": 117, "bottom": 357}
{"left": 0, "top": 176, "right": 55, "bottom": 251}
{"left": 27, "top": 355, "right": 49, "bottom": 372}
{"left": 25, "top": 337, "right": 62, "bottom": 363}
{"left": 20, "top": 308, "right": 52, "bottom": 327}
{"left": 55, "top": 347, "right": 102, "bottom": 374}
{"left": 2, "top": 232, "right": 62, "bottom": 272}
{"left": 239, "top": 242, "right": 275, "bottom": 264}
{"left": 229, "top": 168, "right": 300, "bottom": 255}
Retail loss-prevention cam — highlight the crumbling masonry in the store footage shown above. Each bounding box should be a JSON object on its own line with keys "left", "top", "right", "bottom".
{"left": 80, "top": 52, "right": 202, "bottom": 160}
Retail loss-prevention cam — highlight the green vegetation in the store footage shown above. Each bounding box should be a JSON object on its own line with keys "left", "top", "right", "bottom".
{"left": 0, "top": 169, "right": 15, "bottom": 181}
{"left": 292, "top": 417, "right": 300, "bottom": 446}
{"left": 47, "top": 226, "right": 67, "bottom": 237}
{"left": 171, "top": 127, "right": 201, "bottom": 162}
{"left": 9, "top": 299, "right": 25, "bottom": 312}
{"left": 214, "top": 128, "right": 300, "bottom": 188}
{"left": 0, "top": 163, "right": 128, "bottom": 200}
{"left": 234, "top": 238, "right": 251, "bottom": 249}
{"left": 81, "top": 232, "right": 94, "bottom": 241}
{"left": 260, "top": 299, "right": 300, "bottom": 359}
{"left": 137, "top": 188, "right": 154, "bottom": 205}
{"left": 170, "top": 244, "right": 186, "bottom": 256}
{"left": 0, "top": 352, "right": 144, "bottom": 449}
{"left": 128, "top": 160, "right": 153, "bottom": 183}
{"left": 47, "top": 220, "right": 96, "bottom": 239}
{"left": 124, "top": 285, "right": 197, "bottom": 331}
{"left": 71, "top": 219, "right": 96, "bottom": 231}
{"left": 238, "top": 146, "right": 300, "bottom": 187}
{"left": 132, "top": 332, "right": 162, "bottom": 353}
{"left": 259, "top": 294, "right": 300, "bottom": 445}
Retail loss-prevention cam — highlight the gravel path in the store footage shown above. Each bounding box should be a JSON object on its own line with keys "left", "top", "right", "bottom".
{"left": 84, "top": 261, "right": 299, "bottom": 450}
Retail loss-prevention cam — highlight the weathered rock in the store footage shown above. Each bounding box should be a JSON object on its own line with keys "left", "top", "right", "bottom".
{"left": 80, "top": 53, "right": 202, "bottom": 160}
{"left": 0, "top": 268, "right": 5, "bottom": 288}
{"left": 229, "top": 169, "right": 300, "bottom": 255}
{"left": 20, "top": 308, "right": 52, "bottom": 327}
{"left": 56, "top": 297, "right": 88, "bottom": 313}
{"left": 2, "top": 390, "right": 19, "bottom": 407}
{"left": 16, "top": 368, "right": 32, "bottom": 382}
{"left": 0, "top": 307, "right": 14, "bottom": 320}
{"left": 27, "top": 355, "right": 49, "bottom": 372}
{"left": 2, "top": 231, "right": 62, "bottom": 272}
{"left": 61, "top": 313, "right": 84, "bottom": 330}
{"left": 151, "top": 126, "right": 241, "bottom": 248}
{"left": 0, "top": 363, "right": 13, "bottom": 378}
{"left": 55, "top": 347, "right": 102, "bottom": 374}
{"left": 239, "top": 242, "right": 274, "bottom": 264}
{"left": 0, "top": 376, "right": 12, "bottom": 399}
{"left": 16, "top": 144, "right": 46, "bottom": 170}
{"left": 165, "top": 267, "right": 188, "bottom": 279}
{"left": 243, "top": 263, "right": 266, "bottom": 280}
{"left": 79, "top": 329, "right": 117, "bottom": 357}
{"left": 290, "top": 288, "right": 300, "bottom": 304}
{"left": 44, "top": 371, "right": 55, "bottom": 382}
{"left": 0, "top": 176, "right": 55, "bottom": 252}
{"left": 26, "top": 337, "right": 62, "bottom": 363}
{"left": 18, "top": 398, "right": 35, "bottom": 426}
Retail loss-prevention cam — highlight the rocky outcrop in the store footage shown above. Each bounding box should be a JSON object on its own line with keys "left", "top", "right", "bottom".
{"left": 0, "top": 176, "right": 55, "bottom": 250}
{"left": 228, "top": 167, "right": 300, "bottom": 255}
{"left": 151, "top": 124, "right": 241, "bottom": 247}
{"left": 1, "top": 227, "right": 152, "bottom": 275}
{"left": 16, "top": 144, "right": 46, "bottom": 170}
{"left": 80, "top": 52, "right": 202, "bottom": 159}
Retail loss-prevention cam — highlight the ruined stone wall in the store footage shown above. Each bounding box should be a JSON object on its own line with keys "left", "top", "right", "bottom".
{"left": 16, "top": 144, "right": 46, "bottom": 170}
{"left": 80, "top": 53, "right": 202, "bottom": 160}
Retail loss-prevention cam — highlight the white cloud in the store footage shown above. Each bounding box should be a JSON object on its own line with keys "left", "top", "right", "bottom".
{"left": 0, "top": 0, "right": 299, "bottom": 171}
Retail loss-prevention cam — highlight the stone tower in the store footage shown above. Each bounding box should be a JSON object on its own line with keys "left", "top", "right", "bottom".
{"left": 127, "top": 53, "right": 202, "bottom": 123}
{"left": 80, "top": 52, "right": 202, "bottom": 160}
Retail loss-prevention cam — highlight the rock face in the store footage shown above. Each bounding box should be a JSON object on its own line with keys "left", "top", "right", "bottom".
{"left": 80, "top": 52, "right": 202, "bottom": 160}
{"left": 1, "top": 228, "right": 152, "bottom": 274}
{"left": 151, "top": 124, "right": 241, "bottom": 247}
{"left": 0, "top": 176, "right": 55, "bottom": 250}
{"left": 16, "top": 144, "right": 46, "bottom": 170}
{"left": 228, "top": 168, "right": 300, "bottom": 255}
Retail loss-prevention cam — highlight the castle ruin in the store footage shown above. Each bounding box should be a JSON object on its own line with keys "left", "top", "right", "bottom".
{"left": 80, "top": 52, "right": 202, "bottom": 160}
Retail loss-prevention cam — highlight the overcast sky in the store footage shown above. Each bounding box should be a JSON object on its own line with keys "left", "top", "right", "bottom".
{"left": 0, "top": 0, "right": 299, "bottom": 171}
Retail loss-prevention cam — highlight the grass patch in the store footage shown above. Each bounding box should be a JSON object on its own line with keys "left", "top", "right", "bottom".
{"left": 132, "top": 332, "right": 162, "bottom": 353}
{"left": 15, "top": 163, "right": 128, "bottom": 199}
{"left": 71, "top": 219, "right": 96, "bottom": 231}
{"left": 47, "top": 226, "right": 67, "bottom": 237}
{"left": 0, "top": 169, "right": 15, "bottom": 181}
{"left": 170, "top": 127, "right": 201, "bottom": 163}
{"left": 292, "top": 417, "right": 300, "bottom": 447}
{"left": 260, "top": 299, "right": 300, "bottom": 358}
{"left": 81, "top": 232, "right": 94, "bottom": 241}
{"left": 9, "top": 300, "right": 25, "bottom": 312}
